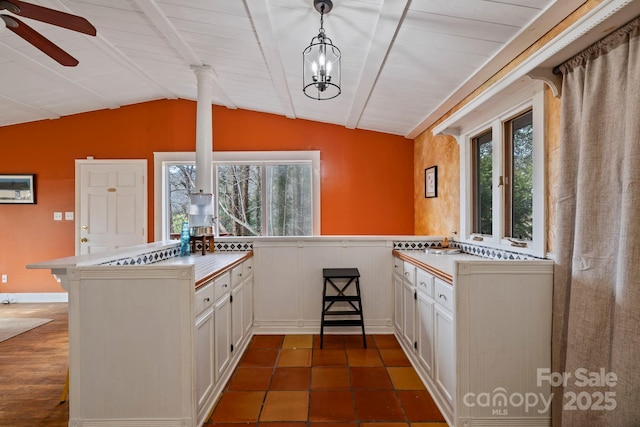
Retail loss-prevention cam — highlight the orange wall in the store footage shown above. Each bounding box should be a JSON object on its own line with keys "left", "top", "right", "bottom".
{"left": 0, "top": 99, "right": 414, "bottom": 293}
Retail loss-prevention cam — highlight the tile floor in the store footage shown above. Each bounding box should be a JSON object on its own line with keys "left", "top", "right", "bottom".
{"left": 205, "top": 334, "right": 447, "bottom": 427}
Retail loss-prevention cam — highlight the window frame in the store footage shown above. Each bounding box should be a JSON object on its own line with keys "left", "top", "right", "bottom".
{"left": 459, "top": 85, "right": 546, "bottom": 257}
{"left": 153, "top": 151, "right": 321, "bottom": 241}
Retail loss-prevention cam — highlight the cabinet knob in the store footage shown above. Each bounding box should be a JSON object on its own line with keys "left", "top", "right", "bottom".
{"left": 204, "top": 297, "right": 210, "bottom": 302}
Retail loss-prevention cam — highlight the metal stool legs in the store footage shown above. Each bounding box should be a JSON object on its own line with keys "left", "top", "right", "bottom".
{"left": 320, "top": 268, "right": 366, "bottom": 348}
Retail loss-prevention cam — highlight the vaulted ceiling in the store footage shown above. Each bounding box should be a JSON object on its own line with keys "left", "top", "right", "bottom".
{"left": 0, "top": 0, "right": 591, "bottom": 137}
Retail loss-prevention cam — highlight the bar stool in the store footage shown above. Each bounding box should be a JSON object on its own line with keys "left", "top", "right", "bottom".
{"left": 320, "top": 268, "right": 366, "bottom": 348}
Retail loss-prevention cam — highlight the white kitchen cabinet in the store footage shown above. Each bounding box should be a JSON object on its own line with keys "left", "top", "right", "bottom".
{"left": 195, "top": 307, "right": 215, "bottom": 419}
{"left": 214, "top": 272, "right": 232, "bottom": 381}
{"left": 231, "top": 282, "right": 244, "bottom": 353}
{"left": 242, "top": 259, "right": 254, "bottom": 337}
{"left": 393, "top": 252, "right": 554, "bottom": 427}
{"left": 393, "top": 274, "right": 403, "bottom": 334}
{"left": 194, "top": 280, "right": 215, "bottom": 422}
{"left": 434, "top": 303, "right": 455, "bottom": 409}
{"left": 416, "top": 290, "right": 435, "bottom": 377}
{"left": 401, "top": 274, "right": 416, "bottom": 349}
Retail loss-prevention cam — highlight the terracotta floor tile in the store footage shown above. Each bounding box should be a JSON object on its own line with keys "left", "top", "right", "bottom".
{"left": 209, "top": 391, "right": 265, "bottom": 423}
{"left": 250, "top": 335, "right": 284, "bottom": 349}
{"left": 346, "top": 348, "right": 384, "bottom": 366}
{"left": 277, "top": 348, "right": 312, "bottom": 367}
{"left": 361, "top": 423, "right": 408, "bottom": 427}
{"left": 311, "top": 366, "right": 351, "bottom": 389}
{"left": 260, "top": 423, "right": 307, "bottom": 427}
{"left": 387, "top": 367, "right": 426, "bottom": 390}
{"left": 206, "top": 335, "right": 445, "bottom": 426}
{"left": 397, "top": 390, "right": 446, "bottom": 422}
{"left": 227, "top": 367, "right": 273, "bottom": 390}
{"left": 310, "top": 423, "right": 357, "bottom": 427}
{"left": 344, "top": 334, "right": 372, "bottom": 348}
{"left": 283, "top": 335, "right": 313, "bottom": 349}
{"left": 239, "top": 348, "right": 279, "bottom": 367}
{"left": 270, "top": 367, "right": 311, "bottom": 390}
{"left": 309, "top": 390, "right": 357, "bottom": 422}
{"left": 206, "top": 423, "right": 257, "bottom": 427}
{"left": 260, "top": 391, "right": 309, "bottom": 421}
{"left": 314, "top": 334, "right": 346, "bottom": 348}
{"left": 350, "top": 367, "right": 393, "bottom": 389}
{"left": 379, "top": 349, "right": 412, "bottom": 367}
{"left": 312, "top": 348, "right": 347, "bottom": 366}
{"left": 353, "top": 390, "right": 404, "bottom": 421}
{"left": 373, "top": 335, "right": 402, "bottom": 349}
{"left": 410, "top": 423, "right": 449, "bottom": 427}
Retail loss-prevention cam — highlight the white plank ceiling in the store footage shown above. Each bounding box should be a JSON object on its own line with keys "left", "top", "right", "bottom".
{"left": 0, "top": 0, "right": 586, "bottom": 137}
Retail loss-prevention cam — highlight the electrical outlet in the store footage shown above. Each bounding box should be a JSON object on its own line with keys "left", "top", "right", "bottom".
{"left": 53, "top": 212, "right": 63, "bottom": 221}
{"left": 1, "top": 274, "right": 7, "bottom": 283}
{"left": 65, "top": 212, "right": 74, "bottom": 220}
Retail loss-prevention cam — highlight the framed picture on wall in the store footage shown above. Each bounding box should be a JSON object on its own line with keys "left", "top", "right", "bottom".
{"left": 424, "top": 166, "right": 437, "bottom": 198}
{"left": 0, "top": 174, "right": 36, "bottom": 204}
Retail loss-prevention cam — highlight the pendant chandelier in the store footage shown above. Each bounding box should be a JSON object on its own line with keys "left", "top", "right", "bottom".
{"left": 302, "top": 0, "right": 341, "bottom": 100}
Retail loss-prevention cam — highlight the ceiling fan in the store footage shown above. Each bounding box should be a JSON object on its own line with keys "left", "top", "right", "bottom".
{"left": 0, "top": 0, "right": 96, "bottom": 66}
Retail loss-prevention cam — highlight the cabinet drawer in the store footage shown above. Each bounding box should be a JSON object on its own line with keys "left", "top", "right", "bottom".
{"left": 434, "top": 278, "right": 453, "bottom": 312}
{"left": 214, "top": 272, "right": 231, "bottom": 300}
{"left": 403, "top": 261, "right": 416, "bottom": 284}
{"left": 243, "top": 258, "right": 254, "bottom": 277}
{"left": 416, "top": 269, "right": 434, "bottom": 298}
{"left": 393, "top": 257, "right": 403, "bottom": 277}
{"left": 231, "top": 264, "right": 243, "bottom": 287}
{"left": 194, "top": 281, "right": 214, "bottom": 317}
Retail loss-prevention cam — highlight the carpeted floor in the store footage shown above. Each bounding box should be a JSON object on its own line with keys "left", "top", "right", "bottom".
{"left": 0, "top": 317, "right": 53, "bottom": 342}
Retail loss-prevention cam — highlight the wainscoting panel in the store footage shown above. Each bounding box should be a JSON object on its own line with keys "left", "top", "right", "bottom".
{"left": 252, "top": 239, "right": 394, "bottom": 334}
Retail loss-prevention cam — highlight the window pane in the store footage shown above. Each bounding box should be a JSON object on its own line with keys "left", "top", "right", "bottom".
{"left": 217, "top": 165, "right": 262, "bottom": 236}
{"left": 266, "top": 164, "right": 312, "bottom": 236}
{"left": 473, "top": 131, "right": 493, "bottom": 235}
{"left": 168, "top": 164, "right": 196, "bottom": 235}
{"left": 508, "top": 111, "right": 533, "bottom": 240}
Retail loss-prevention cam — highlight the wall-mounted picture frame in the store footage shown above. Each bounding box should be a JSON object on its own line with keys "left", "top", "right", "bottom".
{"left": 424, "top": 166, "right": 437, "bottom": 198}
{"left": 0, "top": 174, "right": 36, "bottom": 204}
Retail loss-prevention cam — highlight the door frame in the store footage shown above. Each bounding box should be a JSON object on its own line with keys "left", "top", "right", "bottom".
{"left": 75, "top": 159, "right": 148, "bottom": 255}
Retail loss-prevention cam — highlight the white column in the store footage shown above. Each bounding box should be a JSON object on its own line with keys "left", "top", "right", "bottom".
{"left": 192, "top": 65, "right": 214, "bottom": 193}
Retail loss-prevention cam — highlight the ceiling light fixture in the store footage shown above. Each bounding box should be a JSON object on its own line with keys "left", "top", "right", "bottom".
{"left": 302, "top": 0, "right": 341, "bottom": 100}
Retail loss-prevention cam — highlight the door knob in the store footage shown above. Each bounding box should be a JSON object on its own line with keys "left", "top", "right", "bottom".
{"left": 80, "top": 238, "right": 88, "bottom": 243}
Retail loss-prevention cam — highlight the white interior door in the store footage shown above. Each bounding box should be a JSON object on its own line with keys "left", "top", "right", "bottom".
{"left": 76, "top": 160, "right": 147, "bottom": 255}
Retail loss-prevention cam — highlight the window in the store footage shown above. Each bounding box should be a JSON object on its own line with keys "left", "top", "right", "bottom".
{"left": 504, "top": 111, "right": 533, "bottom": 240}
{"left": 154, "top": 151, "right": 320, "bottom": 240}
{"left": 472, "top": 130, "right": 493, "bottom": 236}
{"left": 216, "top": 163, "right": 312, "bottom": 236}
{"left": 456, "top": 84, "right": 545, "bottom": 257}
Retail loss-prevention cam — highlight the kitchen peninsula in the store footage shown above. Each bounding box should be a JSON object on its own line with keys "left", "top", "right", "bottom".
{"left": 29, "top": 236, "right": 554, "bottom": 427}
{"left": 28, "top": 241, "right": 254, "bottom": 427}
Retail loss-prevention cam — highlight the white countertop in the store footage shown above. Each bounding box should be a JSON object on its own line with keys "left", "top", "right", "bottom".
{"left": 395, "top": 250, "right": 488, "bottom": 282}
{"left": 26, "top": 241, "right": 180, "bottom": 270}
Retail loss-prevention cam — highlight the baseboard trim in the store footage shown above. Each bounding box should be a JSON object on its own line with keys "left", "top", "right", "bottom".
{"left": 1, "top": 293, "right": 68, "bottom": 304}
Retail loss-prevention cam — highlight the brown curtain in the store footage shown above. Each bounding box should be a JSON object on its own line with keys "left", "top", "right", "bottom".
{"left": 553, "top": 16, "right": 640, "bottom": 426}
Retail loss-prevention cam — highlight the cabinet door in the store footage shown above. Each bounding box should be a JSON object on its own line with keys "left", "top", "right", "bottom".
{"left": 195, "top": 307, "right": 215, "bottom": 416}
{"left": 243, "top": 276, "right": 253, "bottom": 337}
{"left": 393, "top": 274, "right": 403, "bottom": 335}
{"left": 417, "top": 292, "right": 435, "bottom": 377}
{"left": 435, "top": 304, "right": 455, "bottom": 406}
{"left": 214, "top": 294, "right": 232, "bottom": 381}
{"left": 231, "top": 282, "right": 244, "bottom": 353}
{"left": 402, "top": 280, "right": 415, "bottom": 349}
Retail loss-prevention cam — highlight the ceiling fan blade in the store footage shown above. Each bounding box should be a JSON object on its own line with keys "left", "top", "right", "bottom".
{"left": 1, "top": 0, "right": 96, "bottom": 36}
{"left": 1, "top": 15, "right": 79, "bottom": 66}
